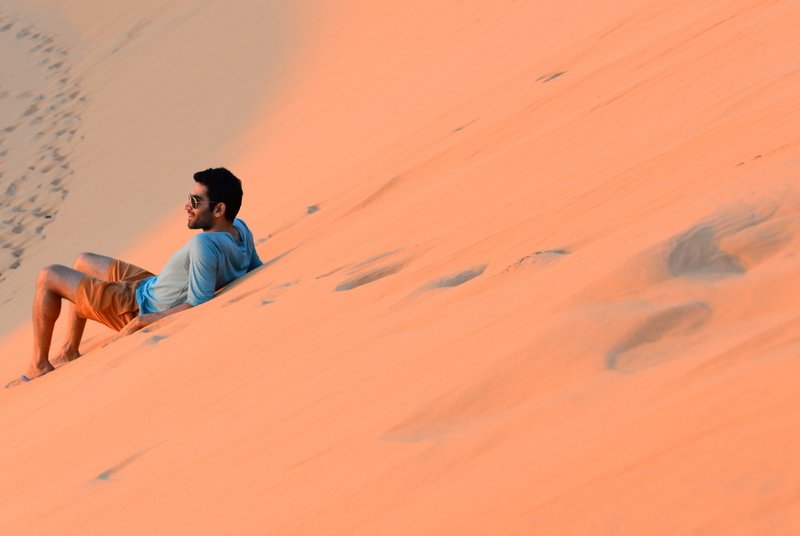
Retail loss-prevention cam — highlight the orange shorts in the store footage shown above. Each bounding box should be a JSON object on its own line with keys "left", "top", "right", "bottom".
{"left": 74, "top": 259, "right": 154, "bottom": 332}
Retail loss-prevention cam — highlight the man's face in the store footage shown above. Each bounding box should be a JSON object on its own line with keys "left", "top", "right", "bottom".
{"left": 186, "top": 183, "right": 215, "bottom": 230}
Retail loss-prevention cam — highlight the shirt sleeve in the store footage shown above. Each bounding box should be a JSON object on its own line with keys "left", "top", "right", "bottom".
{"left": 238, "top": 219, "right": 263, "bottom": 271}
{"left": 249, "top": 248, "right": 263, "bottom": 271}
{"left": 187, "top": 235, "right": 219, "bottom": 306}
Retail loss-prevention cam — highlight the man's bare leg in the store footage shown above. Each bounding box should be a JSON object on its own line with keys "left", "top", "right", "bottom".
{"left": 26, "top": 264, "right": 85, "bottom": 379}
{"left": 55, "top": 253, "right": 115, "bottom": 363}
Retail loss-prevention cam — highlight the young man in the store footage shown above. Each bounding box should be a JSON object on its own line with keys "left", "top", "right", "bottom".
{"left": 7, "top": 167, "right": 262, "bottom": 387}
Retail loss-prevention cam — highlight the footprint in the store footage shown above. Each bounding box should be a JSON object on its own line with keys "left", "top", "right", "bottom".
{"left": 15, "top": 26, "right": 32, "bottom": 39}
{"left": 667, "top": 226, "right": 745, "bottom": 277}
{"left": 94, "top": 448, "right": 152, "bottom": 482}
{"left": 422, "top": 264, "right": 487, "bottom": 290}
{"left": 452, "top": 119, "right": 478, "bottom": 133}
{"left": 503, "top": 249, "right": 569, "bottom": 272}
{"left": 223, "top": 284, "right": 269, "bottom": 306}
{"left": 537, "top": 71, "right": 566, "bottom": 83}
{"left": 144, "top": 334, "right": 168, "bottom": 345}
{"left": 606, "top": 302, "right": 712, "bottom": 371}
{"left": 576, "top": 199, "right": 795, "bottom": 304}
{"left": 335, "top": 260, "right": 409, "bottom": 291}
{"left": 350, "top": 249, "right": 404, "bottom": 271}
{"left": 666, "top": 201, "right": 796, "bottom": 278}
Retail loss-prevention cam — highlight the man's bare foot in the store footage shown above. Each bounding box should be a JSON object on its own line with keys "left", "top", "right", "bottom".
{"left": 25, "top": 361, "right": 55, "bottom": 379}
{"left": 52, "top": 346, "right": 81, "bottom": 366}
{"left": 4, "top": 362, "right": 54, "bottom": 388}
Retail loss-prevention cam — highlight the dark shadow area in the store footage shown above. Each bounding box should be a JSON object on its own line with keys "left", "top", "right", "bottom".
{"left": 335, "top": 261, "right": 408, "bottom": 292}
{"left": 606, "top": 301, "right": 712, "bottom": 371}
{"left": 667, "top": 226, "right": 744, "bottom": 277}
{"left": 425, "top": 264, "right": 487, "bottom": 289}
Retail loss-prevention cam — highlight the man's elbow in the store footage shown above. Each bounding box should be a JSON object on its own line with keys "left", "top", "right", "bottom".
{"left": 177, "top": 301, "right": 197, "bottom": 312}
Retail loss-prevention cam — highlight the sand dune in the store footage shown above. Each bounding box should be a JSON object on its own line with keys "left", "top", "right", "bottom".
{"left": 1, "top": 0, "right": 800, "bottom": 533}
{"left": 0, "top": 7, "right": 82, "bottom": 288}
{"left": 0, "top": 0, "right": 295, "bottom": 332}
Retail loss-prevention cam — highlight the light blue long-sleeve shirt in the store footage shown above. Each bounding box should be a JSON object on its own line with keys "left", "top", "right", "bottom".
{"left": 135, "top": 218, "right": 262, "bottom": 314}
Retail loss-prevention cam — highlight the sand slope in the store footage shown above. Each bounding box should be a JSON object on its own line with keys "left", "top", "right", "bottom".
{"left": 0, "top": 0, "right": 295, "bottom": 332}
{"left": 2, "top": 0, "right": 800, "bottom": 534}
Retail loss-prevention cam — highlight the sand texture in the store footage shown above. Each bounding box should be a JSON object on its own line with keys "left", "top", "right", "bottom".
{"left": 1, "top": 0, "right": 800, "bottom": 534}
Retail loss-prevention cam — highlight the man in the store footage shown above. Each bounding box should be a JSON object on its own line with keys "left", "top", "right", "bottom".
{"left": 7, "top": 167, "right": 262, "bottom": 387}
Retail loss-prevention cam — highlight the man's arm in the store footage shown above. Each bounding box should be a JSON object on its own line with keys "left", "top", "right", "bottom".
{"left": 120, "top": 302, "right": 193, "bottom": 335}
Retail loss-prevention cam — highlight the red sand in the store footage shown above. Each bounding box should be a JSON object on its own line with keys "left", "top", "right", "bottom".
{"left": 1, "top": 1, "right": 799, "bottom": 533}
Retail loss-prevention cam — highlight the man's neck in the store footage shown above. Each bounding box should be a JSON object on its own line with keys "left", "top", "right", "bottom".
{"left": 205, "top": 219, "right": 239, "bottom": 241}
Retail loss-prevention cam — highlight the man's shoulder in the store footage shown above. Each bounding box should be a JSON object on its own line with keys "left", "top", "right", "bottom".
{"left": 233, "top": 218, "right": 256, "bottom": 243}
{"left": 187, "top": 232, "right": 220, "bottom": 255}
{"left": 233, "top": 217, "right": 251, "bottom": 233}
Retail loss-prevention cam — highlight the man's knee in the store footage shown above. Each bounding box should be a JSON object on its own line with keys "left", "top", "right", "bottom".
{"left": 72, "top": 252, "right": 112, "bottom": 280}
{"left": 37, "top": 264, "right": 65, "bottom": 288}
{"left": 72, "top": 252, "right": 93, "bottom": 271}
{"left": 37, "top": 264, "right": 83, "bottom": 300}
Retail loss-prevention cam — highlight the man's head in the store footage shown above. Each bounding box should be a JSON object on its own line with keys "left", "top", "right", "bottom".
{"left": 186, "top": 168, "right": 243, "bottom": 230}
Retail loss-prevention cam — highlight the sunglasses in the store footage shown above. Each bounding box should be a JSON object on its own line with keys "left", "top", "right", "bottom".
{"left": 188, "top": 194, "right": 217, "bottom": 209}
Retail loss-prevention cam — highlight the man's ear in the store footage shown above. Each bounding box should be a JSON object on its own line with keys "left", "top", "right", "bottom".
{"left": 214, "top": 202, "right": 226, "bottom": 219}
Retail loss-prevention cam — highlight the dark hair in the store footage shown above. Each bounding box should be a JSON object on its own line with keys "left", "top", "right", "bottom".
{"left": 193, "top": 167, "right": 243, "bottom": 222}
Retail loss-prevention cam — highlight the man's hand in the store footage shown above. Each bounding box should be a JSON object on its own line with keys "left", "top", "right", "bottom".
{"left": 120, "top": 315, "right": 151, "bottom": 336}
{"left": 119, "top": 303, "right": 193, "bottom": 336}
